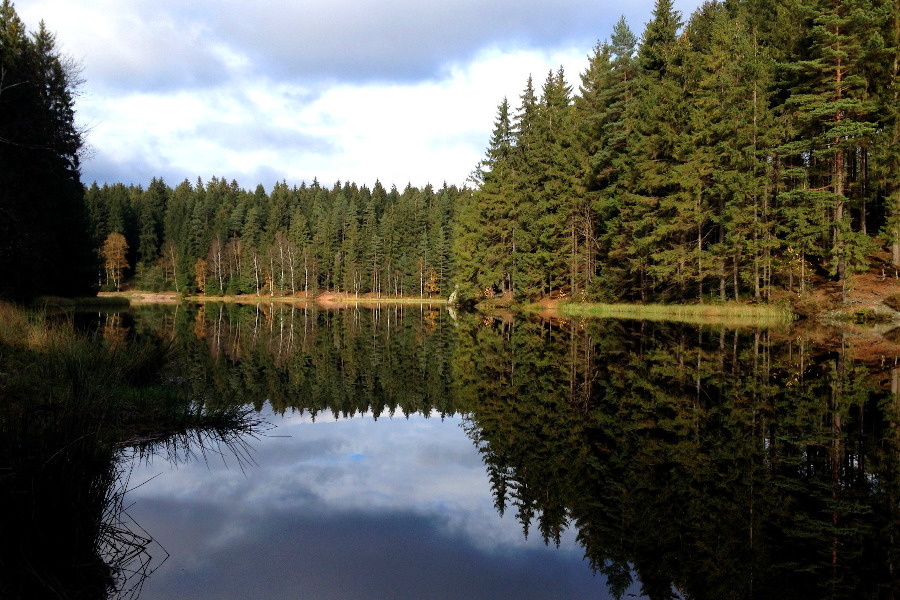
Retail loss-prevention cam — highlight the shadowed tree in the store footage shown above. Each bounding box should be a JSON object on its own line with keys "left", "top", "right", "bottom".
{"left": 0, "top": 3, "right": 96, "bottom": 299}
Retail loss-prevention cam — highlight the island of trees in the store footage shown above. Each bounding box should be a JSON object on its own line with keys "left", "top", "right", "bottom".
{"left": 2, "top": 0, "right": 900, "bottom": 310}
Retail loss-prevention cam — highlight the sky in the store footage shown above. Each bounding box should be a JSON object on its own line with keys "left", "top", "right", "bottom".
{"left": 17, "top": 0, "right": 703, "bottom": 192}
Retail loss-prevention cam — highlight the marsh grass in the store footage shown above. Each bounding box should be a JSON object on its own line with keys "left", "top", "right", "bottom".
{"left": 0, "top": 301, "right": 257, "bottom": 598}
{"left": 558, "top": 302, "right": 795, "bottom": 327}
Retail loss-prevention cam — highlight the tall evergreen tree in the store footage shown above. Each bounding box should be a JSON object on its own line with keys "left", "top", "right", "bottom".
{"left": 512, "top": 70, "right": 577, "bottom": 299}
{"left": 456, "top": 98, "right": 517, "bottom": 298}
{"left": 780, "top": 0, "right": 882, "bottom": 299}
{"left": 577, "top": 17, "right": 639, "bottom": 300}
{"left": 617, "top": 0, "right": 685, "bottom": 300}
{"left": 877, "top": 1, "right": 900, "bottom": 266}
{"left": 0, "top": 3, "right": 95, "bottom": 299}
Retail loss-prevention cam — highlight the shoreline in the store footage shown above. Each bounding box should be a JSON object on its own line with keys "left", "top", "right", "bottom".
{"left": 80, "top": 291, "right": 900, "bottom": 365}
{"left": 95, "top": 290, "right": 900, "bottom": 326}
{"left": 97, "top": 291, "right": 448, "bottom": 307}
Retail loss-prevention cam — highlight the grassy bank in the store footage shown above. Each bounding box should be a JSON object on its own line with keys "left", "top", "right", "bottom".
{"left": 558, "top": 302, "right": 796, "bottom": 327}
{"left": 0, "top": 300, "right": 254, "bottom": 441}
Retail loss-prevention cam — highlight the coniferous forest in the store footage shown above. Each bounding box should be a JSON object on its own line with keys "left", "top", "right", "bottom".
{"left": 458, "top": 0, "right": 900, "bottom": 304}
{"left": 3, "top": 0, "right": 900, "bottom": 306}
{"left": 83, "top": 178, "right": 461, "bottom": 299}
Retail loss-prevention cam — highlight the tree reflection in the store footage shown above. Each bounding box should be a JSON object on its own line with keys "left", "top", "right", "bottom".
{"left": 123, "top": 303, "right": 900, "bottom": 599}
{"left": 455, "top": 316, "right": 900, "bottom": 599}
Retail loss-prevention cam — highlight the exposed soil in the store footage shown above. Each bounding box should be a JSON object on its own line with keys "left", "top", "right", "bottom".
{"left": 98, "top": 291, "right": 180, "bottom": 304}
{"left": 793, "top": 248, "right": 900, "bottom": 318}
{"left": 782, "top": 250, "right": 900, "bottom": 365}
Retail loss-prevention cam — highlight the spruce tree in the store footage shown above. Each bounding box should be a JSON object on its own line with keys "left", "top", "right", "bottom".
{"left": 513, "top": 70, "right": 577, "bottom": 299}
{"left": 0, "top": 3, "right": 96, "bottom": 299}
{"left": 780, "top": 0, "right": 882, "bottom": 300}
{"left": 456, "top": 98, "right": 518, "bottom": 299}
{"left": 621, "top": 0, "right": 685, "bottom": 301}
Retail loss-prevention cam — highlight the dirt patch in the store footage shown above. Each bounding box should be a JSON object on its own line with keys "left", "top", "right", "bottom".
{"left": 315, "top": 292, "right": 343, "bottom": 307}
{"left": 99, "top": 291, "right": 180, "bottom": 304}
{"left": 801, "top": 248, "right": 900, "bottom": 318}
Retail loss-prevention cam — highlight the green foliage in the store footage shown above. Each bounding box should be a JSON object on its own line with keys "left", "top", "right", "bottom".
{"left": 85, "top": 177, "right": 464, "bottom": 299}
{"left": 456, "top": 0, "right": 898, "bottom": 304}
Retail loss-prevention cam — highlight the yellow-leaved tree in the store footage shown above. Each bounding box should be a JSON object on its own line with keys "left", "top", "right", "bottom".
{"left": 100, "top": 233, "right": 129, "bottom": 291}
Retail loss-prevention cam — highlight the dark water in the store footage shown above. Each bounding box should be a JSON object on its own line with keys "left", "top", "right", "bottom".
{"left": 17, "top": 303, "right": 900, "bottom": 599}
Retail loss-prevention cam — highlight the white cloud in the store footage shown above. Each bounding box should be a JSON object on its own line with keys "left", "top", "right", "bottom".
{"left": 75, "top": 45, "right": 592, "bottom": 189}
{"left": 17, "top": 0, "right": 704, "bottom": 190}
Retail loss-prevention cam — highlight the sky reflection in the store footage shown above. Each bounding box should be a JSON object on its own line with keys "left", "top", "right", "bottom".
{"left": 123, "top": 406, "right": 637, "bottom": 599}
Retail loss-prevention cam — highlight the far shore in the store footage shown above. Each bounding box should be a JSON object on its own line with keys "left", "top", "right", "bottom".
{"left": 97, "top": 290, "right": 448, "bottom": 307}
{"left": 97, "top": 290, "right": 797, "bottom": 325}
{"left": 94, "top": 289, "right": 900, "bottom": 329}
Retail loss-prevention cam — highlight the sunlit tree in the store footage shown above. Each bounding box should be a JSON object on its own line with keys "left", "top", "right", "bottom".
{"left": 100, "top": 232, "right": 128, "bottom": 291}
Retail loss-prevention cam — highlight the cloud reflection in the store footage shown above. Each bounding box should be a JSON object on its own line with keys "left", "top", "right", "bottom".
{"left": 124, "top": 408, "right": 629, "bottom": 599}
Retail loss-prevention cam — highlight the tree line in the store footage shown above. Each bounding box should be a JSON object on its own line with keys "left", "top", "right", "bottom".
{"left": 6, "top": 0, "right": 900, "bottom": 305}
{"left": 456, "top": 0, "right": 900, "bottom": 304}
{"left": 85, "top": 177, "right": 461, "bottom": 298}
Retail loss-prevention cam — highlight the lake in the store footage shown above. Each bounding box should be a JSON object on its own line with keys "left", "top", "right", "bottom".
{"left": 38, "top": 304, "right": 900, "bottom": 597}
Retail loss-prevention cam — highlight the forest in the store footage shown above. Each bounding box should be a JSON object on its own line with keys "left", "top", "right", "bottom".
{"left": 83, "top": 178, "right": 461, "bottom": 299}
{"left": 2, "top": 0, "right": 900, "bottom": 307}
{"left": 0, "top": 1, "right": 95, "bottom": 301}
{"left": 458, "top": 0, "right": 900, "bottom": 304}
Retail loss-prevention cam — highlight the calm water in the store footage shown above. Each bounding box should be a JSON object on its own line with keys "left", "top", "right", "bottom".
{"left": 122, "top": 409, "right": 612, "bottom": 600}
{"left": 27, "top": 304, "right": 900, "bottom": 598}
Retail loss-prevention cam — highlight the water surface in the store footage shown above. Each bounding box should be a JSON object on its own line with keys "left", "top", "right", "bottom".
{"left": 124, "top": 408, "right": 614, "bottom": 600}
{"left": 65, "top": 304, "right": 900, "bottom": 598}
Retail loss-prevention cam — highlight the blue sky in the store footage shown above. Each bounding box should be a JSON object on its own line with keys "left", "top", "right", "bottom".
{"left": 18, "top": 0, "right": 703, "bottom": 191}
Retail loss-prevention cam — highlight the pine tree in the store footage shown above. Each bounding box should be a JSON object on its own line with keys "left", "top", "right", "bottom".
{"left": 877, "top": 1, "right": 900, "bottom": 266}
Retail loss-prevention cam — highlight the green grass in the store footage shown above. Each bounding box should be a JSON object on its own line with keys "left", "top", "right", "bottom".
{"left": 558, "top": 302, "right": 796, "bottom": 326}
